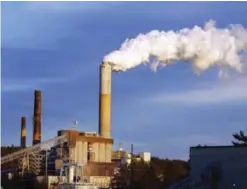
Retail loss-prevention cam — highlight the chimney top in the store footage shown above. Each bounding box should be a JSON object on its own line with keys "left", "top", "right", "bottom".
{"left": 34, "top": 90, "right": 41, "bottom": 94}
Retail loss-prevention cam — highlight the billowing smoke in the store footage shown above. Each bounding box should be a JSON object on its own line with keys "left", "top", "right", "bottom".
{"left": 103, "top": 20, "right": 247, "bottom": 76}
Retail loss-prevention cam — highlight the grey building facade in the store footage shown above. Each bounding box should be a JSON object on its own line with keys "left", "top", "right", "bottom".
{"left": 189, "top": 146, "right": 247, "bottom": 189}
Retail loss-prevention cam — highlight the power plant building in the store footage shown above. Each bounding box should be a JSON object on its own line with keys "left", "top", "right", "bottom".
{"left": 54, "top": 62, "right": 115, "bottom": 177}
{"left": 55, "top": 130, "right": 115, "bottom": 176}
{"left": 1, "top": 62, "right": 124, "bottom": 187}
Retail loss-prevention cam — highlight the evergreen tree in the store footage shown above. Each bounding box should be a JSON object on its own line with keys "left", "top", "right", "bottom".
{"left": 232, "top": 130, "right": 247, "bottom": 146}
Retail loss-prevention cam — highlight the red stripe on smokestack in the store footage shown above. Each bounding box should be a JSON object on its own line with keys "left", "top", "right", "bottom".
{"left": 33, "top": 90, "right": 41, "bottom": 145}
{"left": 21, "top": 116, "right": 26, "bottom": 148}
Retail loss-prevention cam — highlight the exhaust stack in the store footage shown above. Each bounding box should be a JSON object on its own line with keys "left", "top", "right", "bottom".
{"left": 20, "top": 116, "right": 26, "bottom": 148}
{"left": 99, "top": 62, "right": 112, "bottom": 138}
{"left": 33, "top": 90, "right": 41, "bottom": 145}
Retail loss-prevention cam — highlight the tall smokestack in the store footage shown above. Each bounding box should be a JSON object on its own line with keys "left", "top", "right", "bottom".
{"left": 99, "top": 62, "right": 112, "bottom": 138}
{"left": 33, "top": 90, "right": 41, "bottom": 145}
{"left": 20, "top": 116, "right": 26, "bottom": 148}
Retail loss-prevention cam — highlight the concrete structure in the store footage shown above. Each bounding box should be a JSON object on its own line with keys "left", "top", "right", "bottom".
{"left": 36, "top": 175, "right": 111, "bottom": 189}
{"left": 2, "top": 60, "right": 117, "bottom": 186}
{"left": 99, "top": 62, "right": 111, "bottom": 138}
{"left": 33, "top": 90, "right": 42, "bottom": 145}
{"left": 112, "top": 150, "right": 151, "bottom": 166}
{"left": 121, "top": 153, "right": 132, "bottom": 165}
{"left": 20, "top": 116, "right": 26, "bottom": 148}
{"left": 55, "top": 130, "right": 114, "bottom": 178}
{"left": 139, "top": 152, "right": 151, "bottom": 163}
{"left": 189, "top": 145, "right": 247, "bottom": 189}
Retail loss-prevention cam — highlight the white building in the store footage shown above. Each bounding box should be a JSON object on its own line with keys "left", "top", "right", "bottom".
{"left": 189, "top": 145, "right": 247, "bottom": 189}
{"left": 139, "top": 152, "right": 151, "bottom": 163}
{"left": 121, "top": 153, "right": 131, "bottom": 165}
{"left": 120, "top": 152, "right": 151, "bottom": 165}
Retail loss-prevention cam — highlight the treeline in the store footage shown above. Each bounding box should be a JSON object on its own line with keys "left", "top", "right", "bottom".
{"left": 1, "top": 145, "right": 21, "bottom": 172}
{"left": 111, "top": 156, "right": 189, "bottom": 189}
{"left": 1, "top": 145, "right": 21, "bottom": 157}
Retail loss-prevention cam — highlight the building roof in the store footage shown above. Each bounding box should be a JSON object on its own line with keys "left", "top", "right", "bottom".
{"left": 190, "top": 145, "right": 247, "bottom": 149}
{"left": 57, "top": 129, "right": 114, "bottom": 147}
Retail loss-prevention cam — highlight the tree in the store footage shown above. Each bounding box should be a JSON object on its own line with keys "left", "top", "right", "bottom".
{"left": 110, "top": 157, "right": 189, "bottom": 189}
{"left": 232, "top": 130, "right": 247, "bottom": 146}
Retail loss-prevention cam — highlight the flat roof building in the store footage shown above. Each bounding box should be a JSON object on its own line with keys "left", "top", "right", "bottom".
{"left": 189, "top": 145, "right": 247, "bottom": 189}
{"left": 55, "top": 129, "right": 115, "bottom": 177}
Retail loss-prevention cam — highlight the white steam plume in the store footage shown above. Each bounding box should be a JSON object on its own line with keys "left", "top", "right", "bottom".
{"left": 103, "top": 20, "right": 247, "bottom": 76}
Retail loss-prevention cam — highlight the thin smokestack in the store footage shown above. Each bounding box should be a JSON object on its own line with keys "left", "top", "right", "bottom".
{"left": 33, "top": 90, "right": 41, "bottom": 145}
{"left": 21, "top": 116, "right": 26, "bottom": 148}
{"left": 99, "top": 62, "right": 112, "bottom": 138}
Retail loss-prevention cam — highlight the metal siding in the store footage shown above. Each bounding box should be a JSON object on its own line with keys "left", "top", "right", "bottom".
{"left": 83, "top": 142, "right": 88, "bottom": 164}
{"left": 99, "top": 143, "right": 106, "bottom": 162}
{"left": 94, "top": 143, "right": 99, "bottom": 162}
{"left": 190, "top": 147, "right": 247, "bottom": 189}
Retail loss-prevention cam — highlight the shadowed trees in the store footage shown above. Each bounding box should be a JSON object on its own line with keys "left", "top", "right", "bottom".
{"left": 111, "top": 157, "right": 189, "bottom": 189}
{"left": 1, "top": 145, "right": 21, "bottom": 172}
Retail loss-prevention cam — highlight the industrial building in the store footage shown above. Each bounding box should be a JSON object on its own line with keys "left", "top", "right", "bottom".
{"left": 111, "top": 149, "right": 151, "bottom": 168}
{"left": 1, "top": 62, "right": 122, "bottom": 188}
{"left": 2, "top": 61, "right": 247, "bottom": 189}
{"left": 54, "top": 129, "right": 115, "bottom": 176}
{"left": 189, "top": 145, "right": 247, "bottom": 189}
{"left": 167, "top": 145, "right": 247, "bottom": 189}
{"left": 51, "top": 62, "right": 115, "bottom": 179}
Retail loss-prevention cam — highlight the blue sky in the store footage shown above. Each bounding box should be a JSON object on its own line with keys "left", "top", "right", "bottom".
{"left": 1, "top": 2, "right": 247, "bottom": 160}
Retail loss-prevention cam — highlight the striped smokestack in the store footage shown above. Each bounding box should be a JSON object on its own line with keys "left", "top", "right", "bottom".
{"left": 99, "top": 62, "right": 112, "bottom": 138}
{"left": 33, "top": 90, "right": 41, "bottom": 145}
{"left": 20, "top": 116, "right": 26, "bottom": 148}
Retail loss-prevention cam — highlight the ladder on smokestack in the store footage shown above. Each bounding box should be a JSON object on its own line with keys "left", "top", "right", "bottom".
{"left": 1, "top": 135, "right": 68, "bottom": 168}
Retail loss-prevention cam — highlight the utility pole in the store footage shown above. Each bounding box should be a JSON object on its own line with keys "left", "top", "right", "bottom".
{"left": 130, "top": 144, "right": 134, "bottom": 187}
{"left": 45, "top": 150, "right": 48, "bottom": 187}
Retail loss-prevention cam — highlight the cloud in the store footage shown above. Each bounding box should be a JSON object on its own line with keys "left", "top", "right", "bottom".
{"left": 1, "top": 74, "right": 80, "bottom": 93}
{"left": 144, "top": 76, "right": 247, "bottom": 106}
{"left": 1, "top": 2, "right": 122, "bottom": 49}
{"left": 2, "top": 1, "right": 247, "bottom": 160}
{"left": 24, "top": 2, "right": 121, "bottom": 13}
